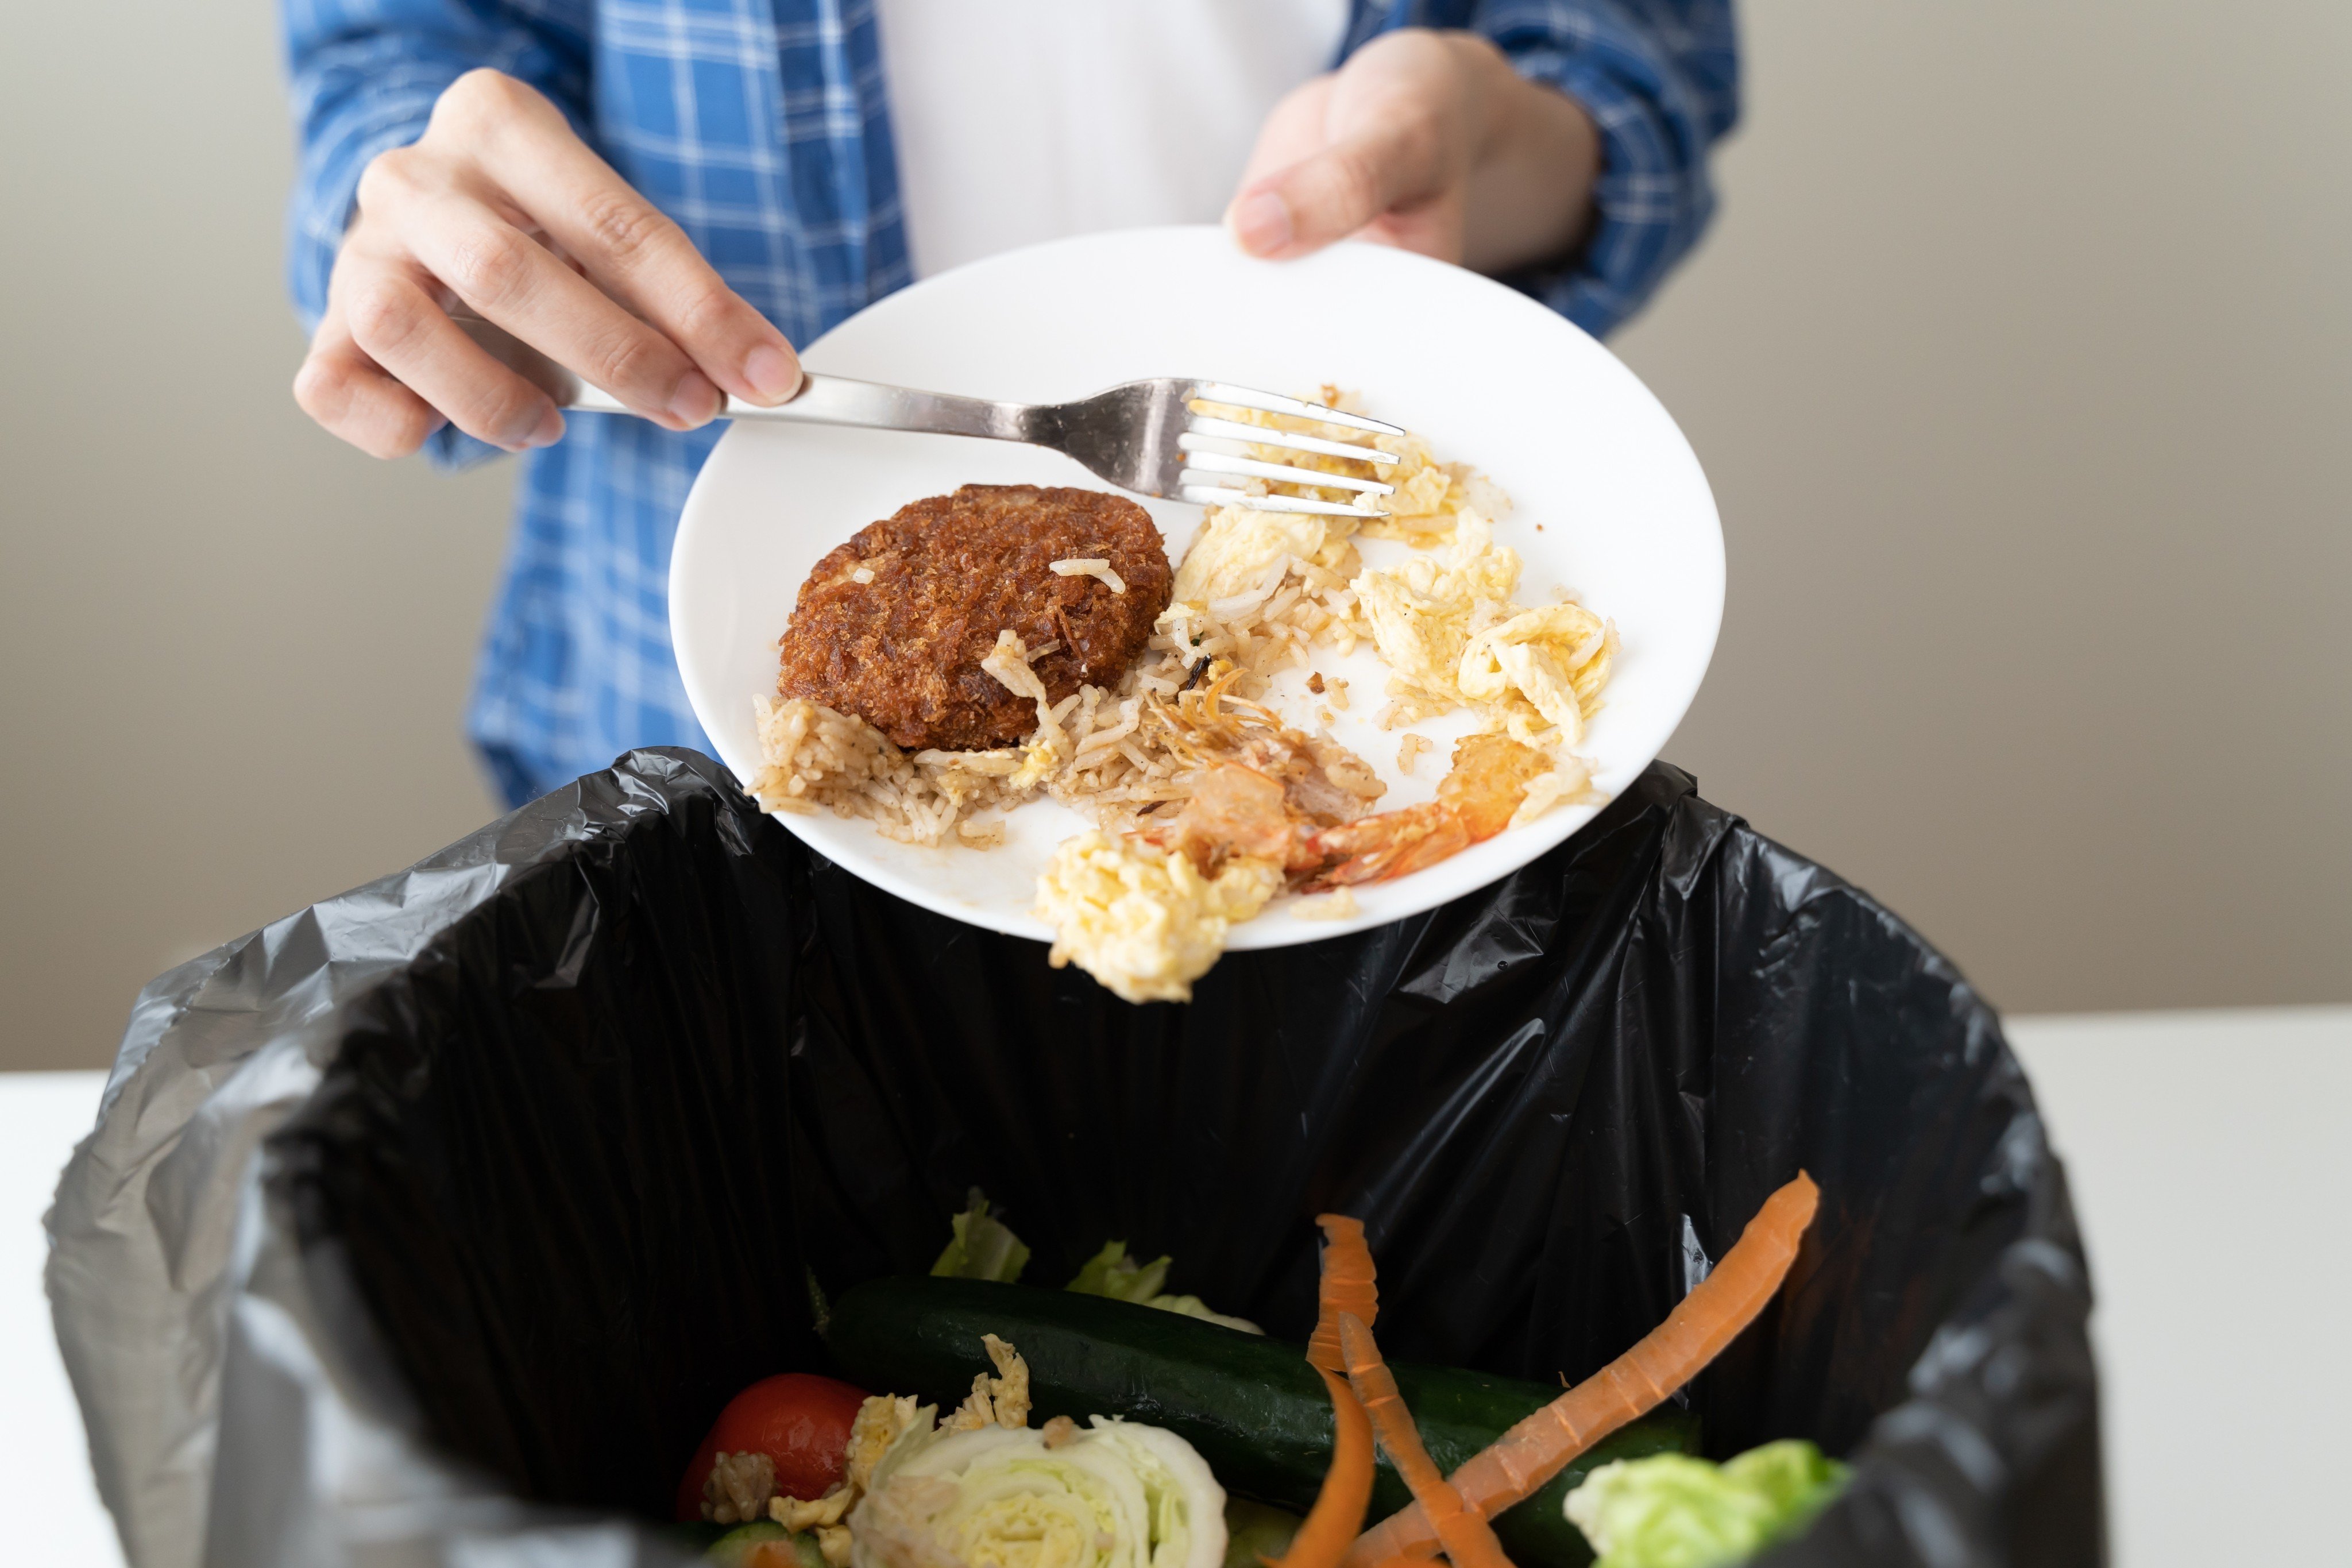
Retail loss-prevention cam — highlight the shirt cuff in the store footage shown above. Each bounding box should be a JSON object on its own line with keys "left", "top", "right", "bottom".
{"left": 1497, "top": 47, "right": 1718, "bottom": 339}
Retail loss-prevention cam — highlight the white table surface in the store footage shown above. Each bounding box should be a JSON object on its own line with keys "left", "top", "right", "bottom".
{"left": 7, "top": 1006, "right": 2348, "bottom": 1566}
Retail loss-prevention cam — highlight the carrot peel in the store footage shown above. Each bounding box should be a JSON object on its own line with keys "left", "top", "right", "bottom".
{"left": 1339, "top": 1313, "right": 1515, "bottom": 1568}
{"left": 1308, "top": 1214, "right": 1377, "bottom": 1375}
{"left": 1272, "top": 1213, "right": 1383, "bottom": 1568}
{"left": 1264, "top": 1367, "right": 1377, "bottom": 1568}
{"left": 1343, "top": 1171, "right": 1821, "bottom": 1568}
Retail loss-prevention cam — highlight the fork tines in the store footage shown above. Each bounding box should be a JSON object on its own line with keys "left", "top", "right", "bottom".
{"left": 1180, "top": 381, "right": 1406, "bottom": 519}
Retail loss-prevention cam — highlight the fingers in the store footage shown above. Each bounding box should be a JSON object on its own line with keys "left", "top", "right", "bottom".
{"left": 1228, "top": 119, "right": 1440, "bottom": 260}
{"left": 294, "top": 306, "right": 451, "bottom": 461}
{"left": 1226, "top": 30, "right": 1496, "bottom": 264}
{"left": 435, "top": 69, "right": 801, "bottom": 406}
{"left": 360, "top": 146, "right": 722, "bottom": 430}
{"left": 508, "top": 138, "right": 802, "bottom": 404}
{"left": 1233, "top": 75, "right": 1335, "bottom": 194}
{"left": 340, "top": 270, "right": 569, "bottom": 450}
{"left": 401, "top": 188, "right": 724, "bottom": 430}
{"left": 295, "top": 68, "right": 804, "bottom": 456}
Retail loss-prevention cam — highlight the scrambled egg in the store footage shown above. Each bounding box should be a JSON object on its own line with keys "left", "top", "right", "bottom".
{"left": 1036, "top": 831, "right": 1282, "bottom": 1003}
{"left": 1349, "top": 512, "right": 1523, "bottom": 704}
{"left": 1377, "top": 439, "right": 1457, "bottom": 530}
{"left": 1458, "top": 601, "right": 1612, "bottom": 744}
{"left": 1171, "top": 507, "right": 1331, "bottom": 609}
{"left": 1212, "top": 389, "right": 1502, "bottom": 542}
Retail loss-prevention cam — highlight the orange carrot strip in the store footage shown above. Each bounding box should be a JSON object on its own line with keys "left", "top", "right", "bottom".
{"left": 1339, "top": 1314, "right": 1515, "bottom": 1568}
{"left": 1308, "top": 1214, "right": 1378, "bottom": 1376}
{"left": 1344, "top": 1172, "right": 1820, "bottom": 1568}
{"left": 1264, "top": 1368, "right": 1377, "bottom": 1568}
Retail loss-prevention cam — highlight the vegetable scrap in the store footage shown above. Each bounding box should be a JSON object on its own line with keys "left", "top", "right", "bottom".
{"left": 692, "top": 1180, "right": 1826, "bottom": 1568}
{"left": 678, "top": 1373, "right": 870, "bottom": 1529}
{"left": 928, "top": 1192, "right": 1263, "bottom": 1333}
{"left": 706, "top": 1521, "right": 824, "bottom": 1568}
{"left": 1305, "top": 1214, "right": 1377, "bottom": 1376}
{"left": 1343, "top": 1173, "right": 1822, "bottom": 1567}
{"left": 1339, "top": 1314, "right": 1511, "bottom": 1568}
{"left": 1268, "top": 1369, "right": 1375, "bottom": 1568}
{"left": 850, "top": 1385, "right": 1227, "bottom": 1568}
{"left": 1069, "top": 1239, "right": 1266, "bottom": 1333}
{"left": 1562, "top": 1442, "right": 1848, "bottom": 1568}
{"left": 929, "top": 1190, "right": 1032, "bottom": 1285}
{"left": 1269, "top": 1214, "right": 1380, "bottom": 1568}
{"left": 1225, "top": 1500, "right": 1309, "bottom": 1568}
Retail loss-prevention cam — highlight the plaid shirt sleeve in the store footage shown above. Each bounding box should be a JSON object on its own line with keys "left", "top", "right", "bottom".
{"left": 280, "top": 0, "right": 596, "bottom": 334}
{"left": 1347, "top": 1, "right": 1740, "bottom": 337}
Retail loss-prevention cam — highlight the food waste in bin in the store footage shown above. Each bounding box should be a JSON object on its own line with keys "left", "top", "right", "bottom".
{"left": 667, "top": 1183, "right": 1837, "bottom": 1568}
{"left": 47, "top": 751, "right": 2101, "bottom": 1568}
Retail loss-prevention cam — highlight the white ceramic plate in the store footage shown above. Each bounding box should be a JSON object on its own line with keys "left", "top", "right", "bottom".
{"left": 671, "top": 226, "right": 1722, "bottom": 949}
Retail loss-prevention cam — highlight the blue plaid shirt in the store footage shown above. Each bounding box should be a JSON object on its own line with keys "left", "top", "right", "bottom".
{"left": 283, "top": 0, "right": 1738, "bottom": 806}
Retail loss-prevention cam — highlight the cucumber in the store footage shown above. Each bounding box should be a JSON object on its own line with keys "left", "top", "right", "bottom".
{"left": 705, "top": 1521, "right": 825, "bottom": 1568}
{"left": 825, "top": 1276, "right": 1698, "bottom": 1568}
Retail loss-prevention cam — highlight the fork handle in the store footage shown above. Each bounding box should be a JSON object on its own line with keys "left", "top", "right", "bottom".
{"left": 450, "top": 308, "right": 1039, "bottom": 441}
{"left": 566, "top": 373, "right": 1037, "bottom": 441}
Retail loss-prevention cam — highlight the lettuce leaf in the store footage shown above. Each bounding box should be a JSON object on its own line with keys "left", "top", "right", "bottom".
{"left": 1563, "top": 1441, "right": 1847, "bottom": 1568}
{"left": 1143, "top": 1293, "right": 1264, "bottom": 1335}
{"left": 929, "top": 1190, "right": 1031, "bottom": 1283}
{"left": 929, "top": 1204, "right": 1260, "bottom": 1331}
{"left": 1068, "top": 1241, "right": 1172, "bottom": 1303}
{"left": 1068, "top": 1242, "right": 1264, "bottom": 1334}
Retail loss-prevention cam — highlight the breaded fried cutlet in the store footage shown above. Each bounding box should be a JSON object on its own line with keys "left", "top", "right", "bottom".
{"left": 776, "top": 484, "right": 1173, "bottom": 752}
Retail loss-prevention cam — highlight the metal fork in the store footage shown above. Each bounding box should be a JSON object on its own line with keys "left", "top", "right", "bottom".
{"left": 458, "top": 314, "right": 1403, "bottom": 518}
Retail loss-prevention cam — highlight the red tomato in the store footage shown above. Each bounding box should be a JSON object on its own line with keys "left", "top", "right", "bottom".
{"left": 674, "top": 1372, "right": 870, "bottom": 1523}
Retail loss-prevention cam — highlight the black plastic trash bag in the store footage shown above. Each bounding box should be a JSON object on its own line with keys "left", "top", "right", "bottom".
{"left": 48, "top": 750, "right": 2101, "bottom": 1568}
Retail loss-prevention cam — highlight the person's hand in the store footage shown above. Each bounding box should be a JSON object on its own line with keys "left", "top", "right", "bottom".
{"left": 295, "top": 69, "right": 803, "bottom": 459}
{"left": 1225, "top": 30, "right": 1601, "bottom": 276}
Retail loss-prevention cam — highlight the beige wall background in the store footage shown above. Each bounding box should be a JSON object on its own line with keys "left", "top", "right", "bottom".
{"left": 2, "top": 2, "right": 2345, "bottom": 1072}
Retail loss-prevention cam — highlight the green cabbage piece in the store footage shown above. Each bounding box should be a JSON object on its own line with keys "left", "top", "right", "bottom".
{"left": 1069, "top": 1241, "right": 1173, "bottom": 1303}
{"left": 1563, "top": 1440, "right": 1848, "bottom": 1568}
{"left": 930, "top": 1190, "right": 1030, "bottom": 1283}
{"left": 929, "top": 1204, "right": 1260, "bottom": 1330}
{"left": 1143, "top": 1293, "right": 1264, "bottom": 1335}
{"left": 1222, "top": 1500, "right": 1303, "bottom": 1568}
{"left": 1068, "top": 1242, "right": 1264, "bottom": 1334}
{"left": 852, "top": 1418, "right": 1227, "bottom": 1568}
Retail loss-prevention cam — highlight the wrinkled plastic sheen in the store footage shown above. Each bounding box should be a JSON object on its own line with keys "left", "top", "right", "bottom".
{"left": 45, "top": 750, "right": 2102, "bottom": 1568}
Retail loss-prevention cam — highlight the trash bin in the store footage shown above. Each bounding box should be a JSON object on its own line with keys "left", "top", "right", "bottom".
{"left": 47, "top": 749, "right": 2101, "bottom": 1568}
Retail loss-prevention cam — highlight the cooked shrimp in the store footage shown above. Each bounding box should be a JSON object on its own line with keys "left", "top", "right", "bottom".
{"left": 1438, "top": 733, "right": 1554, "bottom": 837}
{"left": 1142, "top": 671, "right": 1385, "bottom": 831}
{"left": 1300, "top": 735, "right": 1551, "bottom": 890}
{"left": 1145, "top": 762, "right": 1311, "bottom": 872}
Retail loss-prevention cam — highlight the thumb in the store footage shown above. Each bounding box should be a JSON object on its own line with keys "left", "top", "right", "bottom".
{"left": 1226, "top": 125, "right": 1436, "bottom": 259}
